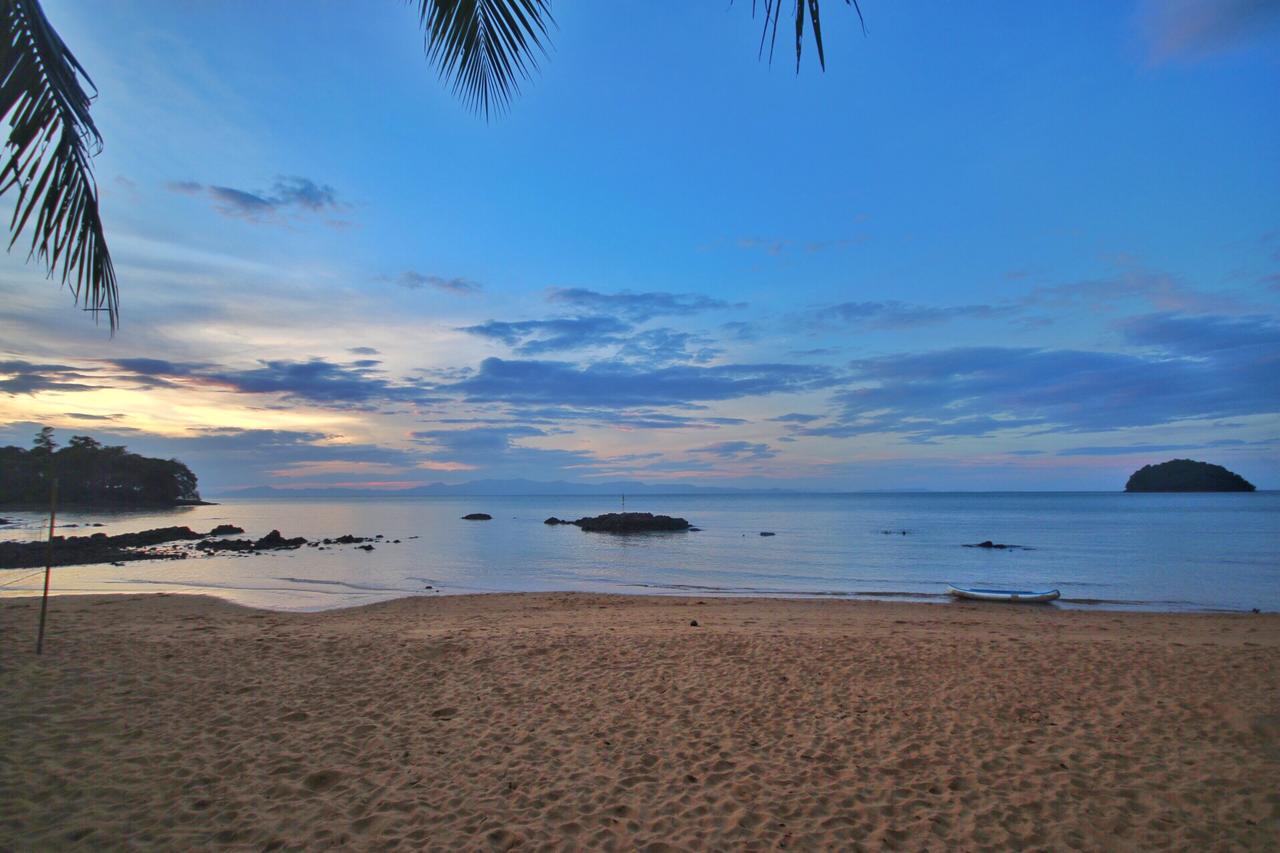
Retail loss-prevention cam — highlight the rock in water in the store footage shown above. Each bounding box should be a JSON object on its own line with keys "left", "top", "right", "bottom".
{"left": 1125, "top": 459, "right": 1256, "bottom": 492}
{"left": 254, "top": 530, "right": 308, "bottom": 550}
{"left": 462, "top": 513, "right": 493, "bottom": 521}
{"left": 208, "top": 524, "right": 245, "bottom": 536}
{"left": 759, "top": 531, "right": 776, "bottom": 537}
{"left": 573, "top": 512, "right": 692, "bottom": 533}
{"left": 544, "top": 517, "right": 565, "bottom": 525}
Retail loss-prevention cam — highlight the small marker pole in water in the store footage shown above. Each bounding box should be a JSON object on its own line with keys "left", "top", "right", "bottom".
{"left": 36, "top": 478, "right": 58, "bottom": 655}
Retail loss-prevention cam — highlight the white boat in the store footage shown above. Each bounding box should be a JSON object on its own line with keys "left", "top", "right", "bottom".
{"left": 947, "top": 585, "right": 1060, "bottom": 603}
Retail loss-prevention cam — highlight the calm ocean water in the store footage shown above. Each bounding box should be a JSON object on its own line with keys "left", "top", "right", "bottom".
{"left": 1, "top": 493, "right": 1276, "bottom": 612}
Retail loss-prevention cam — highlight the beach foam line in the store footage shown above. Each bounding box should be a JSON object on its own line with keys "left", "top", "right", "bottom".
{"left": 274, "top": 577, "right": 411, "bottom": 593}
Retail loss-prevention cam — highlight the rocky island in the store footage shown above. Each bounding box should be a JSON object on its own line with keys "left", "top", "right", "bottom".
{"left": 544, "top": 512, "right": 693, "bottom": 533}
{"left": 1124, "top": 459, "right": 1256, "bottom": 492}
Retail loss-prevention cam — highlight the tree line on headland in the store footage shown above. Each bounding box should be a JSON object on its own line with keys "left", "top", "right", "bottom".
{"left": 0, "top": 428, "right": 201, "bottom": 507}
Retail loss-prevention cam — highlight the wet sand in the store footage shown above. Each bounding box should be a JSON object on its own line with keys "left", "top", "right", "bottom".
{"left": 2, "top": 592, "right": 1277, "bottom": 849}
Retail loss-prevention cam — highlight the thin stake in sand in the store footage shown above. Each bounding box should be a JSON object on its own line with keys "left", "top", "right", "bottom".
{"left": 36, "top": 478, "right": 57, "bottom": 655}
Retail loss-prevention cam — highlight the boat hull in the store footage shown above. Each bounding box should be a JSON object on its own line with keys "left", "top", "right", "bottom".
{"left": 947, "top": 585, "right": 1060, "bottom": 603}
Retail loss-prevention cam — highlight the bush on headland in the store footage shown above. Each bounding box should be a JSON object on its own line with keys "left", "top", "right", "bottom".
{"left": 0, "top": 428, "right": 202, "bottom": 507}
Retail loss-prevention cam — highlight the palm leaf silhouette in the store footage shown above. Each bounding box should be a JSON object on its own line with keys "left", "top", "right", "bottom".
{"left": 416, "top": 0, "right": 554, "bottom": 119}
{"left": 751, "top": 0, "right": 865, "bottom": 71}
{"left": 1, "top": 0, "right": 117, "bottom": 329}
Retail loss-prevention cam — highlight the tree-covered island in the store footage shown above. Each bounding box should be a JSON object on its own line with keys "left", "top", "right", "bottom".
{"left": 1124, "top": 459, "right": 1256, "bottom": 493}
{"left": 0, "top": 428, "right": 203, "bottom": 507}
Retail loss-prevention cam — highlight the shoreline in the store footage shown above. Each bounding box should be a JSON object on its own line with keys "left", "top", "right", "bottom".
{"left": 3, "top": 592, "right": 1278, "bottom": 848}
{"left": 0, "top": 583, "right": 1270, "bottom": 615}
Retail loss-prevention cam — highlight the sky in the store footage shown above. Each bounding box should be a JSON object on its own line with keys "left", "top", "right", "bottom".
{"left": 1, "top": 0, "right": 1278, "bottom": 493}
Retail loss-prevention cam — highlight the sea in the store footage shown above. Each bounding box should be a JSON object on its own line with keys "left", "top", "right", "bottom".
{"left": 1, "top": 493, "right": 1276, "bottom": 613}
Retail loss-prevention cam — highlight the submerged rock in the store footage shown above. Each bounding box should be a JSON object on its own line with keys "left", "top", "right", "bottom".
{"left": 196, "top": 538, "right": 255, "bottom": 552}
{"left": 963, "top": 540, "right": 1032, "bottom": 551}
{"left": 759, "top": 531, "right": 776, "bottom": 537}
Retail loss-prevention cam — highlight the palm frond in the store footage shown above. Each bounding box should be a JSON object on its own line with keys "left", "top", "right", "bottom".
{"left": 416, "top": 0, "right": 553, "bottom": 119}
{"left": 750, "top": 0, "right": 864, "bottom": 71}
{"left": 1, "top": 0, "right": 117, "bottom": 330}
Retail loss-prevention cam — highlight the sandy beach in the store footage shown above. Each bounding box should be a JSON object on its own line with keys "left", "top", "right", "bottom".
{"left": 2, "top": 593, "right": 1277, "bottom": 850}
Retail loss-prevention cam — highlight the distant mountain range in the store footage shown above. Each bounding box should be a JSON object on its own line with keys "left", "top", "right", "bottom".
{"left": 216, "top": 479, "right": 800, "bottom": 498}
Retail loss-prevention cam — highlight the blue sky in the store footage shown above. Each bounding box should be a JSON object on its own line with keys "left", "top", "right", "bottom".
{"left": 1, "top": 0, "right": 1278, "bottom": 492}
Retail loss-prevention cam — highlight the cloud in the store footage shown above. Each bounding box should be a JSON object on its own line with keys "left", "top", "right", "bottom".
{"left": 168, "top": 175, "right": 346, "bottom": 223}
{"left": 1056, "top": 440, "right": 1248, "bottom": 457}
{"left": 546, "top": 288, "right": 736, "bottom": 321}
{"left": 807, "top": 313, "right": 1280, "bottom": 441}
{"left": 1024, "top": 270, "right": 1240, "bottom": 315}
{"left": 688, "top": 441, "right": 777, "bottom": 460}
{"left": 1122, "top": 312, "right": 1280, "bottom": 354}
{"left": 735, "top": 235, "right": 867, "bottom": 255}
{"left": 1140, "top": 0, "right": 1280, "bottom": 61}
{"left": 393, "top": 271, "right": 482, "bottom": 294}
{"left": 446, "top": 358, "right": 837, "bottom": 408}
{"left": 106, "top": 357, "right": 436, "bottom": 407}
{"left": 458, "top": 316, "right": 632, "bottom": 354}
{"left": 771, "top": 412, "right": 823, "bottom": 423}
{"left": 807, "top": 301, "right": 1015, "bottom": 331}
{"left": 165, "top": 180, "right": 203, "bottom": 195}
{"left": 411, "top": 425, "right": 546, "bottom": 453}
{"left": 348, "top": 347, "right": 380, "bottom": 355}
{"left": 721, "top": 321, "right": 761, "bottom": 342}
{"left": 614, "top": 328, "right": 721, "bottom": 366}
{"left": 410, "top": 425, "right": 598, "bottom": 475}
{"left": 0, "top": 360, "right": 104, "bottom": 395}
{"left": 109, "top": 358, "right": 202, "bottom": 377}
{"left": 460, "top": 315, "right": 721, "bottom": 364}
{"left": 436, "top": 408, "right": 747, "bottom": 431}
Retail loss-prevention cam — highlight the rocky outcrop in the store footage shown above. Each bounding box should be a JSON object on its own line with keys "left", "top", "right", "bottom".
{"left": 253, "top": 530, "right": 308, "bottom": 550}
{"left": 1125, "top": 459, "right": 1256, "bottom": 492}
{"left": 571, "top": 513, "right": 692, "bottom": 533}
{"left": 0, "top": 525, "right": 208, "bottom": 569}
{"left": 1, "top": 524, "right": 311, "bottom": 568}
{"left": 462, "top": 513, "right": 492, "bottom": 521}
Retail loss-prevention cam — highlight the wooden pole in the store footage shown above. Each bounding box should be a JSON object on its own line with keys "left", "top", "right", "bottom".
{"left": 36, "top": 478, "right": 57, "bottom": 655}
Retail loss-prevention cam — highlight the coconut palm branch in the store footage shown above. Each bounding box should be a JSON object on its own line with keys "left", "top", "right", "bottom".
{"left": 1, "top": 0, "right": 116, "bottom": 330}
{"left": 416, "top": 1, "right": 862, "bottom": 120}
{"left": 416, "top": 0, "right": 554, "bottom": 119}
{"left": 751, "top": 0, "right": 865, "bottom": 71}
